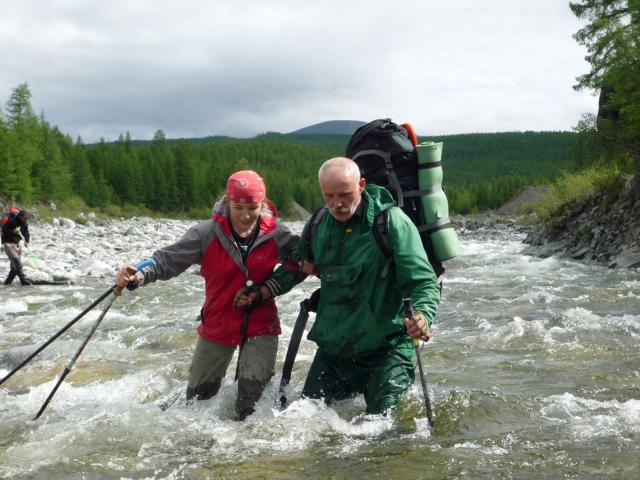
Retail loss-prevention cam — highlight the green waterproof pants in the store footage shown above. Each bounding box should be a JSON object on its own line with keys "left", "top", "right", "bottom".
{"left": 301, "top": 345, "right": 415, "bottom": 414}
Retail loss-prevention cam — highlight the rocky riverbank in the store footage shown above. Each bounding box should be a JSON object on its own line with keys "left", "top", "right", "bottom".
{"left": 5, "top": 180, "right": 638, "bottom": 287}
{"left": 2, "top": 215, "right": 309, "bottom": 286}
{"left": 522, "top": 178, "right": 640, "bottom": 269}
{"left": 2, "top": 216, "right": 198, "bottom": 285}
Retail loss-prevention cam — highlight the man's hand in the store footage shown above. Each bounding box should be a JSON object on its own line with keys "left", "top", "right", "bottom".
{"left": 301, "top": 260, "right": 319, "bottom": 277}
{"left": 233, "top": 285, "right": 269, "bottom": 308}
{"left": 403, "top": 311, "right": 431, "bottom": 342}
{"left": 114, "top": 265, "right": 138, "bottom": 296}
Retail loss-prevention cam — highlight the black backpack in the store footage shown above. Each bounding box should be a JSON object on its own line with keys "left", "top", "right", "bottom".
{"left": 346, "top": 118, "right": 445, "bottom": 279}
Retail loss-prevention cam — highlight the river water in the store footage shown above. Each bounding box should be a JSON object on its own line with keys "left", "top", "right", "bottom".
{"left": 1, "top": 220, "right": 639, "bottom": 479}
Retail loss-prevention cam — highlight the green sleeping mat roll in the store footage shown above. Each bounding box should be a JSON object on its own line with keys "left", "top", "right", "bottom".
{"left": 416, "top": 141, "right": 463, "bottom": 261}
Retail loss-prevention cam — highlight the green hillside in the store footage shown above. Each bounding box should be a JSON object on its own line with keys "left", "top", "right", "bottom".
{"left": 262, "top": 130, "right": 577, "bottom": 214}
{"left": 429, "top": 131, "right": 576, "bottom": 213}
{"left": 0, "top": 84, "right": 576, "bottom": 217}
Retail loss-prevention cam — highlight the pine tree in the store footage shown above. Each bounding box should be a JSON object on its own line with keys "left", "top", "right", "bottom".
{"left": 0, "top": 118, "right": 7, "bottom": 197}
{"left": 3, "top": 130, "right": 35, "bottom": 201}
{"left": 5, "top": 82, "right": 36, "bottom": 128}
{"left": 2, "top": 83, "right": 42, "bottom": 201}
{"left": 40, "top": 125, "right": 73, "bottom": 201}
{"left": 175, "top": 140, "right": 196, "bottom": 208}
{"left": 71, "top": 138, "right": 98, "bottom": 205}
{"left": 571, "top": 0, "right": 640, "bottom": 184}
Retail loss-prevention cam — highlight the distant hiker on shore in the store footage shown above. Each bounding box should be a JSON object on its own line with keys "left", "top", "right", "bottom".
{"left": 114, "top": 170, "right": 303, "bottom": 420}
{"left": 235, "top": 157, "right": 440, "bottom": 414}
{"left": 2, "top": 207, "right": 33, "bottom": 286}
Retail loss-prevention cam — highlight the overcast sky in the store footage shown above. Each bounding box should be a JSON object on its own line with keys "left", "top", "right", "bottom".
{"left": 0, "top": 0, "right": 597, "bottom": 142}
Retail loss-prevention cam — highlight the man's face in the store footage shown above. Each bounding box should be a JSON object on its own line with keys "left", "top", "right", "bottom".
{"left": 319, "top": 175, "right": 365, "bottom": 222}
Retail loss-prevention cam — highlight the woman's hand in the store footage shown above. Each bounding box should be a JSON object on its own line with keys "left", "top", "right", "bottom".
{"left": 233, "top": 285, "right": 269, "bottom": 308}
{"left": 114, "top": 265, "right": 138, "bottom": 296}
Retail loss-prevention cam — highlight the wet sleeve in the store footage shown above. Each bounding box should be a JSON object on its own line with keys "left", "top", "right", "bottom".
{"left": 387, "top": 208, "right": 440, "bottom": 325}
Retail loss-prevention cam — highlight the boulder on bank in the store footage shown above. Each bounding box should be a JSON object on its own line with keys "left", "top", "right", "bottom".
{"left": 1, "top": 216, "right": 198, "bottom": 285}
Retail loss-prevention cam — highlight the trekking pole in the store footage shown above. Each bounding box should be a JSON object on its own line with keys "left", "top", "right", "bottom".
{"left": 1, "top": 259, "right": 155, "bottom": 386}
{"left": 403, "top": 298, "right": 435, "bottom": 427}
{"left": 234, "top": 280, "right": 257, "bottom": 381}
{"left": 278, "top": 298, "right": 310, "bottom": 408}
{"left": 25, "top": 248, "right": 42, "bottom": 271}
{"left": 0, "top": 286, "right": 115, "bottom": 386}
{"left": 33, "top": 295, "right": 116, "bottom": 420}
{"left": 277, "top": 288, "right": 320, "bottom": 409}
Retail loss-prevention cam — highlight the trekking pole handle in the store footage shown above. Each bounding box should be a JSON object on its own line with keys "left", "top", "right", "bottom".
{"left": 241, "top": 279, "right": 257, "bottom": 309}
{"left": 245, "top": 279, "right": 256, "bottom": 291}
{"left": 134, "top": 258, "right": 156, "bottom": 272}
{"left": 241, "top": 280, "right": 257, "bottom": 327}
{"left": 403, "top": 298, "right": 420, "bottom": 347}
{"left": 125, "top": 258, "right": 156, "bottom": 290}
{"left": 242, "top": 280, "right": 259, "bottom": 310}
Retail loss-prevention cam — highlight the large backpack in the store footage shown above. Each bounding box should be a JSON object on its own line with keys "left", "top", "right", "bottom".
{"left": 346, "top": 119, "right": 418, "bottom": 209}
{"left": 346, "top": 118, "right": 454, "bottom": 278}
{"left": 1, "top": 206, "right": 21, "bottom": 226}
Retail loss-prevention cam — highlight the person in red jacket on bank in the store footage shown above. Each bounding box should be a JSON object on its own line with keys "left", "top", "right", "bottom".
{"left": 115, "top": 170, "right": 303, "bottom": 420}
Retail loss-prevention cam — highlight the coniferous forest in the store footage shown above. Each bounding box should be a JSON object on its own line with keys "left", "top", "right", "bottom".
{"left": 0, "top": 83, "right": 577, "bottom": 217}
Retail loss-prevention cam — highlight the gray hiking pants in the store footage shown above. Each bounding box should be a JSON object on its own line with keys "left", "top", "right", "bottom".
{"left": 2, "top": 243, "right": 29, "bottom": 285}
{"left": 186, "top": 334, "right": 277, "bottom": 420}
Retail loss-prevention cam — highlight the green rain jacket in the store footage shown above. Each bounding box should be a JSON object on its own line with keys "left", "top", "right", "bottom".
{"left": 271, "top": 184, "right": 440, "bottom": 359}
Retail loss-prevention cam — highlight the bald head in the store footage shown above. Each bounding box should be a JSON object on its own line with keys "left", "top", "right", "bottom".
{"left": 318, "top": 157, "right": 361, "bottom": 183}
{"left": 318, "top": 157, "right": 365, "bottom": 222}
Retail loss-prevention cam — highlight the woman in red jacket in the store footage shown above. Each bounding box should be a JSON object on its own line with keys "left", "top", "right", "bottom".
{"left": 115, "top": 170, "right": 302, "bottom": 420}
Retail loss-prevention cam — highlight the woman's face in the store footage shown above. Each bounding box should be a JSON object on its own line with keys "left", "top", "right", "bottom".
{"left": 228, "top": 201, "right": 262, "bottom": 236}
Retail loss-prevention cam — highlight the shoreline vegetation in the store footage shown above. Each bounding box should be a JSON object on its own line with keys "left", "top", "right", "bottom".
{"left": 2, "top": 83, "right": 576, "bottom": 221}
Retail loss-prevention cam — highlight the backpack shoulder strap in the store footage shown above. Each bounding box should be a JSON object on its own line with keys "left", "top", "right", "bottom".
{"left": 304, "top": 206, "right": 395, "bottom": 279}
{"left": 372, "top": 209, "right": 393, "bottom": 279}
{"left": 373, "top": 207, "right": 446, "bottom": 283}
{"left": 303, "top": 206, "right": 328, "bottom": 260}
{"left": 309, "top": 206, "right": 327, "bottom": 237}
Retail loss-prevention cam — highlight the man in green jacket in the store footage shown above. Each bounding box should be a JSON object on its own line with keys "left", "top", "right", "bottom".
{"left": 237, "top": 157, "right": 440, "bottom": 414}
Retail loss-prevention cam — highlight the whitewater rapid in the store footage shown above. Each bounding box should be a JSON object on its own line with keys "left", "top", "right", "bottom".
{"left": 1, "top": 218, "right": 639, "bottom": 479}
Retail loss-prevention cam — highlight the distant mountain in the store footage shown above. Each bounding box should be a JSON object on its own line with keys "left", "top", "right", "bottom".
{"left": 289, "top": 120, "right": 366, "bottom": 135}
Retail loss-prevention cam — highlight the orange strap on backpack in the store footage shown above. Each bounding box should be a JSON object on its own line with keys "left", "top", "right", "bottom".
{"left": 401, "top": 123, "right": 418, "bottom": 147}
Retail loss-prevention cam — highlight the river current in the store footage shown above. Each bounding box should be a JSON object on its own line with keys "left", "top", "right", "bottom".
{"left": 1, "top": 220, "right": 639, "bottom": 479}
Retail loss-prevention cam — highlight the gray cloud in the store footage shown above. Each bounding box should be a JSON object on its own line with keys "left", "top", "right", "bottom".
{"left": 0, "top": 0, "right": 597, "bottom": 142}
